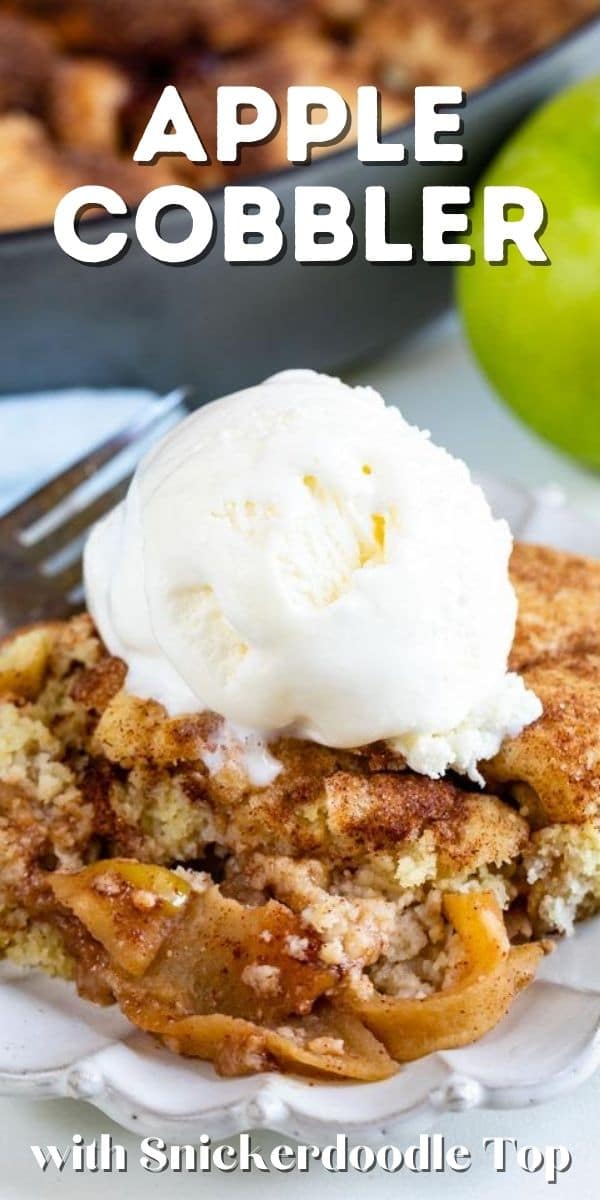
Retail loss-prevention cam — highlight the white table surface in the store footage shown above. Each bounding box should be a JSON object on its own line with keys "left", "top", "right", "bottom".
{"left": 1, "top": 311, "right": 599, "bottom": 1198}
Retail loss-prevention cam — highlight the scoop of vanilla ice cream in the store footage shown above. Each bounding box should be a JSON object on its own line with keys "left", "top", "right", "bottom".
{"left": 85, "top": 370, "right": 541, "bottom": 781}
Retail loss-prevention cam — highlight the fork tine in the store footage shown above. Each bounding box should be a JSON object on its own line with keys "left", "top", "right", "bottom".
{"left": 22, "top": 476, "right": 130, "bottom": 566}
{"left": 47, "top": 558, "right": 86, "bottom": 603}
{"left": 1, "top": 387, "right": 190, "bottom": 538}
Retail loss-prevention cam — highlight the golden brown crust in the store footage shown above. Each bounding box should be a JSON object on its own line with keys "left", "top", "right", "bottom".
{"left": 88, "top": 687, "right": 527, "bottom": 873}
{"left": 0, "top": 112, "right": 174, "bottom": 233}
{"left": 48, "top": 57, "right": 131, "bottom": 152}
{"left": 510, "top": 543, "right": 600, "bottom": 672}
{"left": 0, "top": 0, "right": 597, "bottom": 230}
{"left": 18, "top": 0, "right": 594, "bottom": 61}
{"left": 0, "top": 13, "right": 56, "bottom": 115}
{"left": 361, "top": 0, "right": 599, "bottom": 93}
{"left": 322, "top": 771, "right": 526, "bottom": 872}
{"left": 485, "top": 653, "right": 600, "bottom": 825}
{"left": 6, "top": 0, "right": 202, "bottom": 55}
{"left": 220, "top": 763, "right": 528, "bottom": 873}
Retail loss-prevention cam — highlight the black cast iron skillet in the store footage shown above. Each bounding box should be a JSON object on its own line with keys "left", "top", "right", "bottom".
{"left": 0, "top": 15, "right": 598, "bottom": 398}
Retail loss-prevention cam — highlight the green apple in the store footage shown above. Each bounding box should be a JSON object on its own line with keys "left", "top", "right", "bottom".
{"left": 457, "top": 76, "right": 600, "bottom": 466}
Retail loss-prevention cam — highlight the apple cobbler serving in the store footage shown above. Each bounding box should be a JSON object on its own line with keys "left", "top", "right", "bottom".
{"left": 0, "top": 0, "right": 598, "bottom": 232}
{"left": 0, "top": 372, "right": 599, "bottom": 1081}
{"left": 1, "top": 543, "right": 599, "bottom": 1078}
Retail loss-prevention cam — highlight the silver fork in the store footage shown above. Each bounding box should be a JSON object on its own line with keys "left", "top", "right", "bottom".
{"left": 0, "top": 388, "right": 191, "bottom": 638}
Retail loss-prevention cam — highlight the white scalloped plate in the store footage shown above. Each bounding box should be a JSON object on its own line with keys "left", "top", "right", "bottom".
{"left": 1, "top": 476, "right": 599, "bottom": 1144}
